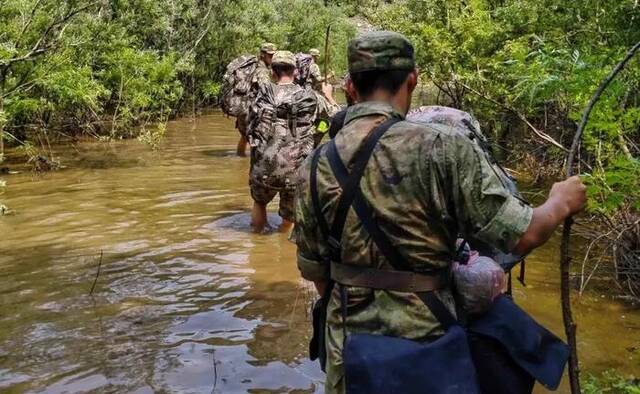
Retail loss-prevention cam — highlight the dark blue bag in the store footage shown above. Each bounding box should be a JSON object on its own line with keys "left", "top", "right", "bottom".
{"left": 468, "top": 295, "right": 569, "bottom": 391}
{"left": 343, "top": 289, "right": 480, "bottom": 394}
{"left": 344, "top": 326, "right": 479, "bottom": 394}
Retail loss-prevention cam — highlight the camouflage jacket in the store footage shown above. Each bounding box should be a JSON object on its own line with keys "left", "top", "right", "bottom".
{"left": 308, "top": 62, "right": 322, "bottom": 91}
{"left": 252, "top": 60, "right": 273, "bottom": 89}
{"left": 294, "top": 101, "right": 533, "bottom": 393}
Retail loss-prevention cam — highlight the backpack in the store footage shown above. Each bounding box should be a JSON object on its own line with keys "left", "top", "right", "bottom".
{"left": 248, "top": 83, "right": 318, "bottom": 190}
{"left": 294, "top": 53, "right": 314, "bottom": 87}
{"left": 220, "top": 55, "right": 258, "bottom": 117}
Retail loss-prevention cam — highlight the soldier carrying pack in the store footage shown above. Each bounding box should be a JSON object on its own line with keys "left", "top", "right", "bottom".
{"left": 220, "top": 55, "right": 259, "bottom": 118}
{"left": 294, "top": 53, "right": 314, "bottom": 88}
{"left": 248, "top": 81, "right": 318, "bottom": 190}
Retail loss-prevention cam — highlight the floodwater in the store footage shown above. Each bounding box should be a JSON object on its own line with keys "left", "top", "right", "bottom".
{"left": 0, "top": 111, "right": 638, "bottom": 393}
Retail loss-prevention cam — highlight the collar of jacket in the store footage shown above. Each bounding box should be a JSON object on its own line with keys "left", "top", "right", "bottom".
{"left": 344, "top": 101, "right": 405, "bottom": 125}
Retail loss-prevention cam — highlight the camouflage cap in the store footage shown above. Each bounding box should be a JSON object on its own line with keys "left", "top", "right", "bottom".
{"left": 348, "top": 31, "right": 415, "bottom": 73}
{"left": 260, "top": 42, "right": 277, "bottom": 54}
{"left": 272, "top": 50, "right": 296, "bottom": 66}
{"left": 309, "top": 48, "right": 321, "bottom": 57}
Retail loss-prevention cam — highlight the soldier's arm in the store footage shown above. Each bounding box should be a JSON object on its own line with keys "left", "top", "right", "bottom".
{"left": 430, "top": 131, "right": 585, "bottom": 256}
{"left": 294, "top": 158, "right": 331, "bottom": 293}
{"left": 513, "top": 176, "right": 586, "bottom": 255}
{"left": 314, "top": 87, "right": 340, "bottom": 119}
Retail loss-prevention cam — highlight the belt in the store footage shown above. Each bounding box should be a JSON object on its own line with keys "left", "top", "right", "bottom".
{"left": 330, "top": 261, "right": 449, "bottom": 293}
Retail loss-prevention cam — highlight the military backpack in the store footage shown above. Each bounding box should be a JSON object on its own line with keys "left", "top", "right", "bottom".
{"left": 248, "top": 83, "right": 317, "bottom": 190}
{"left": 220, "top": 55, "right": 259, "bottom": 117}
{"left": 294, "top": 53, "right": 314, "bottom": 87}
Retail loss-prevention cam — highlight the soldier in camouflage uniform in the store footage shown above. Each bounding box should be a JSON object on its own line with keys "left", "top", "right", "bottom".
{"left": 308, "top": 48, "right": 323, "bottom": 91}
{"left": 294, "top": 31, "right": 587, "bottom": 393}
{"left": 236, "top": 43, "right": 277, "bottom": 156}
{"left": 248, "top": 51, "right": 338, "bottom": 233}
{"left": 254, "top": 42, "right": 277, "bottom": 87}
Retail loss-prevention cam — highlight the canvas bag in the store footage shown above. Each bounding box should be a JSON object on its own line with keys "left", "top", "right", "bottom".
{"left": 248, "top": 83, "right": 318, "bottom": 190}
{"left": 220, "top": 55, "right": 258, "bottom": 117}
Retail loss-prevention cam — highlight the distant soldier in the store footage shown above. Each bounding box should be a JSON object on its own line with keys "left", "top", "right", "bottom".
{"left": 253, "top": 43, "right": 277, "bottom": 87}
{"left": 295, "top": 31, "right": 587, "bottom": 394}
{"left": 233, "top": 43, "right": 277, "bottom": 156}
{"left": 221, "top": 43, "right": 277, "bottom": 157}
{"left": 247, "top": 51, "right": 337, "bottom": 233}
{"left": 308, "top": 48, "right": 323, "bottom": 91}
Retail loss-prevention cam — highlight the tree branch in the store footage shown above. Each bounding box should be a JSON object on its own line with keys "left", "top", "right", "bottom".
{"left": 0, "top": 2, "right": 97, "bottom": 68}
{"left": 560, "top": 39, "right": 640, "bottom": 394}
{"left": 460, "top": 82, "right": 569, "bottom": 151}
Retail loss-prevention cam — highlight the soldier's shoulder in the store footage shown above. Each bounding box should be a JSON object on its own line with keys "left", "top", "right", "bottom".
{"left": 398, "top": 119, "right": 473, "bottom": 142}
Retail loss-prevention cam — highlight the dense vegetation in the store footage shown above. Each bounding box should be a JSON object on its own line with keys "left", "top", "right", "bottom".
{"left": 355, "top": 0, "right": 640, "bottom": 301}
{"left": 1, "top": 1, "right": 639, "bottom": 297}
{"left": 0, "top": 0, "right": 355, "bottom": 156}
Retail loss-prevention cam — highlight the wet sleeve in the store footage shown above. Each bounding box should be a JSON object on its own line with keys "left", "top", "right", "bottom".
{"left": 429, "top": 131, "right": 533, "bottom": 252}
{"left": 294, "top": 158, "right": 330, "bottom": 282}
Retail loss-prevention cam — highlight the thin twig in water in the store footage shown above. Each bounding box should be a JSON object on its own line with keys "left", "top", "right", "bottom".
{"left": 89, "top": 250, "right": 104, "bottom": 295}
{"left": 211, "top": 350, "right": 218, "bottom": 394}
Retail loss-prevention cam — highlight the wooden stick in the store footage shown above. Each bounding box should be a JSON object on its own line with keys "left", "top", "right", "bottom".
{"left": 560, "top": 40, "right": 640, "bottom": 394}
{"left": 89, "top": 250, "right": 104, "bottom": 296}
{"left": 323, "top": 25, "right": 331, "bottom": 82}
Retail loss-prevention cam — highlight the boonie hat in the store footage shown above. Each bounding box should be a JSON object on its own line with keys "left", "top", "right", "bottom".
{"left": 260, "top": 42, "right": 277, "bottom": 54}
{"left": 272, "top": 50, "right": 296, "bottom": 66}
{"left": 309, "top": 48, "right": 321, "bottom": 57}
{"left": 348, "top": 31, "right": 415, "bottom": 73}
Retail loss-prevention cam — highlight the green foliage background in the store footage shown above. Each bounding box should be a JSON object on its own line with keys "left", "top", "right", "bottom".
{"left": 1, "top": 0, "right": 639, "bottom": 247}
{"left": 359, "top": 0, "right": 640, "bottom": 217}
{"left": 0, "top": 0, "right": 355, "bottom": 142}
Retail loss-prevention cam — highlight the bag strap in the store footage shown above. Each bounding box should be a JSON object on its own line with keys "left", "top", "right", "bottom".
{"left": 326, "top": 117, "right": 406, "bottom": 267}
{"left": 324, "top": 116, "right": 457, "bottom": 329}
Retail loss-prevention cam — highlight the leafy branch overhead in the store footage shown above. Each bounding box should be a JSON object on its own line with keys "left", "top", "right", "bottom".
{"left": 0, "top": 0, "right": 355, "bottom": 144}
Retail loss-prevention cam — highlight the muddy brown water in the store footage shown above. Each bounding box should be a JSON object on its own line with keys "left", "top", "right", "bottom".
{"left": 0, "top": 112, "right": 638, "bottom": 393}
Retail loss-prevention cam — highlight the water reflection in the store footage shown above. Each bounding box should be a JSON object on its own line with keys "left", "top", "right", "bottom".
{"left": 0, "top": 113, "right": 637, "bottom": 393}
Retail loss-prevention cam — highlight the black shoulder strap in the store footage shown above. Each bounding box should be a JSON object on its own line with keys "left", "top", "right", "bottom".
{"left": 323, "top": 116, "right": 457, "bottom": 329}
{"left": 326, "top": 117, "right": 413, "bottom": 271}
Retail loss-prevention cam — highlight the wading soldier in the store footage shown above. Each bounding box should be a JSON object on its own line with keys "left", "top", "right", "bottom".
{"left": 235, "top": 43, "right": 277, "bottom": 156}
{"left": 247, "top": 51, "right": 336, "bottom": 233}
{"left": 294, "top": 31, "right": 586, "bottom": 393}
{"left": 308, "top": 48, "right": 323, "bottom": 91}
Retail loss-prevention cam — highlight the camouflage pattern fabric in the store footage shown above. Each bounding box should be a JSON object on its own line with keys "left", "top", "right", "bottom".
{"left": 220, "top": 55, "right": 258, "bottom": 118}
{"left": 348, "top": 30, "right": 415, "bottom": 73}
{"left": 294, "top": 101, "right": 533, "bottom": 394}
{"left": 273, "top": 50, "right": 297, "bottom": 66}
{"left": 252, "top": 59, "right": 273, "bottom": 88}
{"left": 313, "top": 90, "right": 340, "bottom": 120}
{"left": 408, "top": 105, "right": 521, "bottom": 197}
{"left": 247, "top": 82, "right": 319, "bottom": 195}
{"left": 308, "top": 62, "right": 322, "bottom": 91}
{"left": 408, "top": 106, "right": 482, "bottom": 138}
{"left": 250, "top": 183, "right": 295, "bottom": 221}
{"left": 260, "top": 42, "right": 277, "bottom": 54}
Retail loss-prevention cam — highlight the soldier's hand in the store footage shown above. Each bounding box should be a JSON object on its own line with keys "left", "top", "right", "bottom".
{"left": 548, "top": 175, "right": 587, "bottom": 216}
{"left": 321, "top": 82, "right": 334, "bottom": 98}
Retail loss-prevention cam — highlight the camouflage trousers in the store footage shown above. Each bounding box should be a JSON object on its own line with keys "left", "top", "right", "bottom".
{"left": 249, "top": 181, "right": 295, "bottom": 222}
